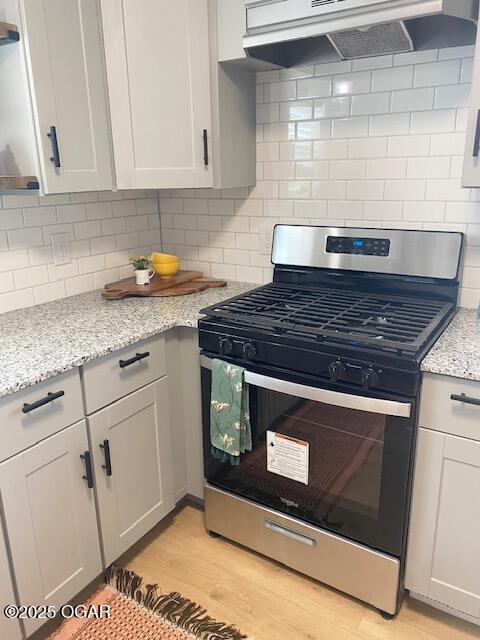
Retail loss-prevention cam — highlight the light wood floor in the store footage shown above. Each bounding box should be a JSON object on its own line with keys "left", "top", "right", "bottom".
{"left": 120, "top": 503, "right": 480, "bottom": 640}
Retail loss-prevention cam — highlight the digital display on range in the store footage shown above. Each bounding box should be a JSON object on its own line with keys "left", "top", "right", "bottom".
{"left": 326, "top": 236, "right": 390, "bottom": 257}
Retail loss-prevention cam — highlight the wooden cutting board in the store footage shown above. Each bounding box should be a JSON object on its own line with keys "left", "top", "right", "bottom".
{"left": 102, "top": 270, "right": 226, "bottom": 299}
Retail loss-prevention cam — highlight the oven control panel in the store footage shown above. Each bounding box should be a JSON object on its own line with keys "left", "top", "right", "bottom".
{"left": 326, "top": 236, "right": 391, "bottom": 257}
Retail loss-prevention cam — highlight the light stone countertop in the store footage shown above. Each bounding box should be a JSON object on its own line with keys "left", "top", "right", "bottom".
{"left": 421, "top": 308, "right": 480, "bottom": 383}
{"left": 1, "top": 284, "right": 477, "bottom": 399}
{"left": 0, "top": 282, "right": 255, "bottom": 399}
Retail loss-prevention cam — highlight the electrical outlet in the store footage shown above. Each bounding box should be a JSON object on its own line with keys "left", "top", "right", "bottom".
{"left": 259, "top": 224, "right": 274, "bottom": 255}
{"left": 51, "top": 233, "right": 71, "bottom": 266}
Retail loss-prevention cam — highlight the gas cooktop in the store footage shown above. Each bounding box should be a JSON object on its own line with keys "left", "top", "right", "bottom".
{"left": 201, "top": 281, "right": 454, "bottom": 356}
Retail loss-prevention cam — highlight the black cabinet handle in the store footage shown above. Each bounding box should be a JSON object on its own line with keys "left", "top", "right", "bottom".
{"left": 80, "top": 451, "right": 94, "bottom": 489}
{"left": 451, "top": 393, "right": 480, "bottom": 407}
{"left": 47, "top": 125, "right": 61, "bottom": 168}
{"left": 119, "top": 351, "right": 150, "bottom": 368}
{"left": 473, "top": 110, "right": 480, "bottom": 157}
{"left": 22, "top": 390, "right": 64, "bottom": 414}
{"left": 99, "top": 439, "right": 112, "bottom": 476}
{"left": 203, "top": 129, "right": 208, "bottom": 167}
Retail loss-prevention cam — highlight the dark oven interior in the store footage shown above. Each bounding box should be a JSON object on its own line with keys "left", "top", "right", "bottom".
{"left": 202, "top": 365, "right": 415, "bottom": 557}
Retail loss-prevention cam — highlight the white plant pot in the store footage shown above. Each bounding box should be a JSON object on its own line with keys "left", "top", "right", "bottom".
{"left": 135, "top": 268, "right": 155, "bottom": 285}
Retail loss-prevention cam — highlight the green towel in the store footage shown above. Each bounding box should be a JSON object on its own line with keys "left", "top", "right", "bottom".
{"left": 210, "top": 358, "right": 251, "bottom": 466}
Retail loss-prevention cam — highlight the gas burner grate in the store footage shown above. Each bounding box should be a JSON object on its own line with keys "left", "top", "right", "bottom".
{"left": 201, "top": 283, "right": 454, "bottom": 354}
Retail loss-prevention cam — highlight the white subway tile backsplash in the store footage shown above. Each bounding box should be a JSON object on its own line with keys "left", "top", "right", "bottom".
{"left": 372, "top": 66, "right": 413, "bottom": 92}
{"left": 403, "top": 201, "right": 445, "bottom": 222}
{"left": 367, "top": 158, "right": 407, "bottom": 179}
{"left": 332, "top": 116, "right": 369, "bottom": 139}
{"left": 349, "top": 137, "right": 388, "bottom": 159}
{"left": 353, "top": 55, "right": 392, "bottom": 71}
{"left": 333, "top": 71, "right": 371, "bottom": 96}
{"left": 296, "top": 120, "right": 331, "bottom": 140}
{"left": 264, "top": 162, "right": 295, "bottom": 181}
{"left": 393, "top": 50, "right": 437, "bottom": 66}
{"left": 410, "top": 109, "right": 456, "bottom": 134}
{"left": 257, "top": 103, "right": 280, "bottom": 123}
{"left": 414, "top": 60, "right": 461, "bottom": 87}
{"left": 385, "top": 180, "right": 426, "bottom": 201}
{"left": 406, "top": 157, "right": 451, "bottom": 179}
{"left": 280, "top": 100, "right": 313, "bottom": 121}
{"left": 313, "top": 97, "right": 350, "bottom": 119}
{"left": 426, "top": 179, "right": 470, "bottom": 201}
{"left": 370, "top": 113, "right": 410, "bottom": 136}
{"left": 330, "top": 160, "right": 366, "bottom": 180}
{"left": 312, "top": 180, "right": 347, "bottom": 200}
{"left": 434, "top": 84, "right": 471, "bottom": 109}
{"left": 264, "top": 81, "right": 296, "bottom": 102}
{"left": 315, "top": 60, "right": 352, "bottom": 76}
{"left": 7, "top": 228, "right": 43, "bottom": 250}
{"left": 297, "top": 76, "right": 332, "bottom": 99}
{"left": 313, "top": 139, "right": 349, "bottom": 160}
{"left": 430, "top": 132, "right": 466, "bottom": 156}
{"left": 460, "top": 57, "right": 474, "bottom": 83}
{"left": 281, "top": 66, "right": 314, "bottom": 80}
{"left": 390, "top": 87, "right": 434, "bottom": 112}
{"left": 280, "top": 141, "right": 313, "bottom": 161}
{"left": 387, "top": 134, "right": 430, "bottom": 157}
{"left": 295, "top": 161, "right": 329, "bottom": 179}
{"left": 439, "top": 46, "right": 475, "bottom": 60}
{"left": 279, "top": 181, "right": 312, "bottom": 199}
{"left": 347, "top": 180, "right": 384, "bottom": 201}
{"left": 351, "top": 92, "right": 390, "bottom": 116}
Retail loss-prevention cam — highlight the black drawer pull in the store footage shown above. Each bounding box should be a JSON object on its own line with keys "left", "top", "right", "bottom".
{"left": 203, "top": 129, "right": 208, "bottom": 167}
{"left": 22, "top": 390, "right": 64, "bottom": 414}
{"left": 99, "top": 439, "right": 112, "bottom": 476}
{"left": 80, "top": 451, "right": 94, "bottom": 489}
{"left": 119, "top": 351, "right": 150, "bottom": 368}
{"left": 47, "top": 125, "right": 61, "bottom": 168}
{"left": 451, "top": 393, "right": 480, "bottom": 407}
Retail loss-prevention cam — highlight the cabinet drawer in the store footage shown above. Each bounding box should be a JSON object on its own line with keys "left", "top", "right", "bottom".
{"left": 82, "top": 335, "right": 166, "bottom": 414}
{"left": 0, "top": 369, "right": 83, "bottom": 463}
{"left": 419, "top": 373, "right": 480, "bottom": 441}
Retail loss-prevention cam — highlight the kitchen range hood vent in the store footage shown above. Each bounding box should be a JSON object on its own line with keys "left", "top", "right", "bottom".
{"left": 328, "top": 21, "right": 413, "bottom": 59}
{"left": 245, "top": 0, "right": 478, "bottom": 67}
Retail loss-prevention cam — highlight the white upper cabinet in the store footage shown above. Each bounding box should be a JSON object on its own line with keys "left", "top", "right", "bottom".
{"left": 463, "top": 26, "right": 480, "bottom": 187}
{"left": 101, "top": 0, "right": 213, "bottom": 190}
{"left": 0, "top": 0, "right": 113, "bottom": 193}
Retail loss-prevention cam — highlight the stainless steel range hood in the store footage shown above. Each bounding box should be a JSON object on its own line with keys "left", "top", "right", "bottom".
{"left": 244, "top": 0, "right": 478, "bottom": 67}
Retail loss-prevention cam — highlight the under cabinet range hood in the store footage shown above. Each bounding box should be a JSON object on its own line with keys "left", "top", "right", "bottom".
{"left": 244, "top": 0, "right": 479, "bottom": 66}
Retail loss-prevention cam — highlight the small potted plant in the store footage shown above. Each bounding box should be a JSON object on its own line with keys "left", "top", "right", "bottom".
{"left": 130, "top": 255, "right": 154, "bottom": 286}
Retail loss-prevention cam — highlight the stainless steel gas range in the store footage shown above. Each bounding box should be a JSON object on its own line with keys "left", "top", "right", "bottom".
{"left": 197, "top": 225, "right": 464, "bottom": 618}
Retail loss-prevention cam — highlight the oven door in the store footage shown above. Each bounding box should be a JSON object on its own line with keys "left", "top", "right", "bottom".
{"left": 201, "top": 355, "right": 415, "bottom": 557}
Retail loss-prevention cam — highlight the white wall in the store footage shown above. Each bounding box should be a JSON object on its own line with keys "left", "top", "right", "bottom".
{"left": 0, "top": 190, "right": 161, "bottom": 313}
{"left": 159, "top": 46, "right": 480, "bottom": 308}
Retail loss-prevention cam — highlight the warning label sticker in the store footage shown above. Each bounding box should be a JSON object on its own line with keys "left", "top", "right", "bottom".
{"left": 266, "top": 431, "right": 309, "bottom": 485}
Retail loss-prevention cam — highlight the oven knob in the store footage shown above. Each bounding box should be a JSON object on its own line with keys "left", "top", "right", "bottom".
{"left": 219, "top": 337, "right": 233, "bottom": 355}
{"left": 241, "top": 342, "right": 257, "bottom": 361}
{"left": 361, "top": 368, "right": 379, "bottom": 389}
{"left": 328, "top": 360, "right": 346, "bottom": 382}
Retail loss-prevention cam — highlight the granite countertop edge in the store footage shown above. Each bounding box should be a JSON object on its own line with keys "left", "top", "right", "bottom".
{"left": 420, "top": 308, "right": 480, "bottom": 384}
{"left": 0, "top": 282, "right": 256, "bottom": 399}
{"left": 0, "top": 286, "right": 478, "bottom": 399}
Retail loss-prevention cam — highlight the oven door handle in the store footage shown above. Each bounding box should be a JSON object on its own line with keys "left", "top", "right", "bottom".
{"left": 200, "top": 356, "right": 411, "bottom": 418}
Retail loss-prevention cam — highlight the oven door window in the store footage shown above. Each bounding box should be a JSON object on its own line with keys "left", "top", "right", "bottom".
{"left": 202, "top": 368, "right": 414, "bottom": 557}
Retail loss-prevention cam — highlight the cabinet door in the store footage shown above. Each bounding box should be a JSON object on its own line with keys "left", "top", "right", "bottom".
{"left": 406, "top": 428, "right": 480, "bottom": 618}
{"left": 0, "top": 522, "right": 22, "bottom": 640}
{"left": 88, "top": 380, "right": 175, "bottom": 566}
{"left": 101, "top": 0, "right": 213, "bottom": 189}
{"left": 0, "top": 420, "right": 102, "bottom": 636}
{"left": 22, "top": 0, "right": 113, "bottom": 193}
{"left": 463, "top": 32, "right": 480, "bottom": 187}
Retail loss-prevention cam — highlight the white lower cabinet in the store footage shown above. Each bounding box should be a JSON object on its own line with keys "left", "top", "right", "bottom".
{"left": 88, "top": 379, "right": 175, "bottom": 566}
{"left": 406, "top": 427, "right": 480, "bottom": 620}
{"left": 0, "top": 420, "right": 102, "bottom": 636}
{"left": 0, "top": 520, "right": 22, "bottom": 640}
